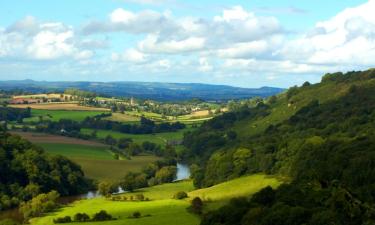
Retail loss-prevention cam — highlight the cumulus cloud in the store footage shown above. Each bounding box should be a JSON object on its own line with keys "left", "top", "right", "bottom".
{"left": 0, "top": 17, "right": 95, "bottom": 60}
{"left": 281, "top": 0, "right": 375, "bottom": 67}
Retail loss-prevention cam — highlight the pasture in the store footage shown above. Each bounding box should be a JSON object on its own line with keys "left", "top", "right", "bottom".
{"left": 23, "top": 109, "right": 107, "bottom": 122}
{"left": 29, "top": 174, "right": 281, "bottom": 225}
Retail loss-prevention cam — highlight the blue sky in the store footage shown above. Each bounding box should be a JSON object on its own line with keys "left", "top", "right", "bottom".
{"left": 0, "top": 0, "right": 373, "bottom": 88}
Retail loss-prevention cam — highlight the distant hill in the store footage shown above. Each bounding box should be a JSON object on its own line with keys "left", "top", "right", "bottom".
{"left": 0, "top": 80, "right": 284, "bottom": 101}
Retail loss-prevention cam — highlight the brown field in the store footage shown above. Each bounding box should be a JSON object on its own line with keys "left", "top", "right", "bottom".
{"left": 191, "top": 110, "right": 210, "bottom": 117}
{"left": 9, "top": 103, "right": 109, "bottom": 111}
{"left": 11, "top": 131, "right": 106, "bottom": 147}
{"left": 106, "top": 112, "right": 140, "bottom": 122}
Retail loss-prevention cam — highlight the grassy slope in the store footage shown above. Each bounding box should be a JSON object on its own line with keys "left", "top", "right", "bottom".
{"left": 30, "top": 175, "right": 280, "bottom": 225}
{"left": 24, "top": 109, "right": 105, "bottom": 122}
{"left": 39, "top": 143, "right": 160, "bottom": 181}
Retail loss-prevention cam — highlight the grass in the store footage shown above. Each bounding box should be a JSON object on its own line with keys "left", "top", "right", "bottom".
{"left": 30, "top": 199, "right": 199, "bottom": 225}
{"left": 81, "top": 128, "right": 192, "bottom": 146}
{"left": 38, "top": 142, "right": 161, "bottom": 181}
{"left": 24, "top": 109, "right": 106, "bottom": 122}
{"left": 74, "top": 156, "right": 161, "bottom": 181}
{"left": 38, "top": 143, "right": 114, "bottom": 160}
{"left": 189, "top": 174, "right": 282, "bottom": 202}
{"left": 29, "top": 174, "right": 281, "bottom": 225}
{"left": 120, "top": 181, "right": 195, "bottom": 200}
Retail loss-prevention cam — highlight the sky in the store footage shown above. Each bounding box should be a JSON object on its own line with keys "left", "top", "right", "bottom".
{"left": 0, "top": 0, "right": 374, "bottom": 88}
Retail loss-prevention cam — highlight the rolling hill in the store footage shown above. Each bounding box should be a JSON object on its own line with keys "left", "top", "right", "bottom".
{"left": 0, "top": 80, "right": 284, "bottom": 101}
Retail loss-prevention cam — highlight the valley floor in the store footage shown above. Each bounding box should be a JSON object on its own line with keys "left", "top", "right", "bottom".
{"left": 30, "top": 175, "right": 282, "bottom": 225}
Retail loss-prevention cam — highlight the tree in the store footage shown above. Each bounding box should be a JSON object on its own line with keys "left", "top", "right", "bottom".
{"left": 98, "top": 181, "right": 118, "bottom": 197}
{"left": 191, "top": 197, "right": 203, "bottom": 214}
{"left": 174, "top": 191, "right": 188, "bottom": 199}
{"left": 155, "top": 166, "right": 177, "bottom": 184}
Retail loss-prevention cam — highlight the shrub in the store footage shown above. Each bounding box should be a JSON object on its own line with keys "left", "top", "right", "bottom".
{"left": 53, "top": 216, "right": 72, "bottom": 224}
{"left": 133, "top": 211, "right": 141, "bottom": 218}
{"left": 135, "top": 194, "right": 145, "bottom": 201}
{"left": 73, "top": 213, "right": 90, "bottom": 222}
{"left": 92, "top": 210, "right": 112, "bottom": 221}
{"left": 174, "top": 191, "right": 188, "bottom": 199}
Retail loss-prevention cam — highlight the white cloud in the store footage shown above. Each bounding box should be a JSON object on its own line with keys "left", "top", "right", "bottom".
{"left": 281, "top": 0, "right": 375, "bottom": 67}
{"left": 139, "top": 35, "right": 205, "bottom": 53}
{"left": 112, "top": 48, "right": 147, "bottom": 63}
{"left": 198, "top": 57, "right": 213, "bottom": 72}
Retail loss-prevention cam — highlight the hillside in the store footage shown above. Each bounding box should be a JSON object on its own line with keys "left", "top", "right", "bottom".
{"left": 184, "top": 70, "right": 375, "bottom": 225}
{"left": 0, "top": 80, "right": 283, "bottom": 101}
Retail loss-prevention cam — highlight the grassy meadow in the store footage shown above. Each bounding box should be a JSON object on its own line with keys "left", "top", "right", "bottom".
{"left": 30, "top": 174, "right": 281, "bottom": 225}
{"left": 24, "top": 109, "right": 106, "bottom": 122}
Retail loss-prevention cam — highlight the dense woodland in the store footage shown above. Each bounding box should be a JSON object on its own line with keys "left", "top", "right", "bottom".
{"left": 181, "top": 70, "right": 375, "bottom": 225}
{"left": 0, "top": 130, "right": 91, "bottom": 211}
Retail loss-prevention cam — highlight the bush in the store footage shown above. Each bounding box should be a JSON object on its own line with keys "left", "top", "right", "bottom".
{"left": 73, "top": 213, "right": 90, "bottom": 222}
{"left": 53, "top": 216, "right": 72, "bottom": 224}
{"left": 92, "top": 210, "right": 113, "bottom": 221}
{"left": 174, "top": 191, "right": 188, "bottom": 199}
{"left": 132, "top": 211, "right": 141, "bottom": 218}
{"left": 135, "top": 194, "right": 145, "bottom": 201}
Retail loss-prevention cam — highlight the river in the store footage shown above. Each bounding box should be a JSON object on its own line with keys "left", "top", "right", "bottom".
{"left": 175, "top": 163, "right": 191, "bottom": 181}
{"left": 0, "top": 163, "right": 191, "bottom": 222}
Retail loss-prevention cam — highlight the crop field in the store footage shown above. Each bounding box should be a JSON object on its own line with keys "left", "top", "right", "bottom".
{"left": 30, "top": 174, "right": 281, "bottom": 225}
{"left": 10, "top": 103, "right": 109, "bottom": 111}
{"left": 70, "top": 155, "right": 161, "bottom": 181}
{"left": 81, "top": 128, "right": 192, "bottom": 146}
{"left": 11, "top": 131, "right": 107, "bottom": 146}
{"left": 105, "top": 113, "right": 140, "bottom": 123}
{"left": 23, "top": 109, "right": 107, "bottom": 122}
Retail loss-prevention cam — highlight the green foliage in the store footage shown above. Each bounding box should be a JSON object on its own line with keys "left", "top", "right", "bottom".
{"left": 174, "top": 191, "right": 188, "bottom": 199}
{"left": 92, "top": 210, "right": 113, "bottom": 221}
{"left": 190, "top": 197, "right": 203, "bottom": 214}
{"left": 120, "top": 172, "right": 147, "bottom": 192}
{"left": 97, "top": 181, "right": 118, "bottom": 197}
{"left": 73, "top": 213, "right": 90, "bottom": 222}
{"left": 0, "top": 133, "right": 90, "bottom": 211}
{"left": 19, "top": 191, "right": 60, "bottom": 219}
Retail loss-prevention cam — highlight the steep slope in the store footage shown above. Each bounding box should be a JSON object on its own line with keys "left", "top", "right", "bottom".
{"left": 183, "top": 69, "right": 375, "bottom": 187}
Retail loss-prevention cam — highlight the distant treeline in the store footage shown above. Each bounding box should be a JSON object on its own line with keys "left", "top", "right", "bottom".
{"left": 0, "top": 107, "right": 31, "bottom": 122}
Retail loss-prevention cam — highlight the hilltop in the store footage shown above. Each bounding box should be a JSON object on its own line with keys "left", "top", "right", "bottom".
{"left": 0, "top": 80, "right": 283, "bottom": 101}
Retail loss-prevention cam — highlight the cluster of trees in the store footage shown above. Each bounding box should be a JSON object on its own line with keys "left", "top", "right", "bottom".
{"left": 82, "top": 116, "right": 185, "bottom": 134}
{"left": 98, "top": 159, "right": 177, "bottom": 196}
{"left": 53, "top": 210, "right": 114, "bottom": 223}
{"left": 0, "top": 107, "right": 31, "bottom": 122}
{"left": 0, "top": 131, "right": 91, "bottom": 211}
{"left": 201, "top": 184, "right": 375, "bottom": 225}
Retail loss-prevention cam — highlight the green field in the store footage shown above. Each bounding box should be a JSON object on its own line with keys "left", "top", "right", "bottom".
{"left": 39, "top": 143, "right": 160, "bottom": 181}
{"left": 30, "top": 174, "right": 281, "bottom": 225}
{"left": 81, "top": 128, "right": 191, "bottom": 146}
{"left": 189, "top": 174, "right": 282, "bottom": 201}
{"left": 24, "top": 109, "right": 106, "bottom": 122}
{"left": 39, "top": 143, "right": 114, "bottom": 160}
